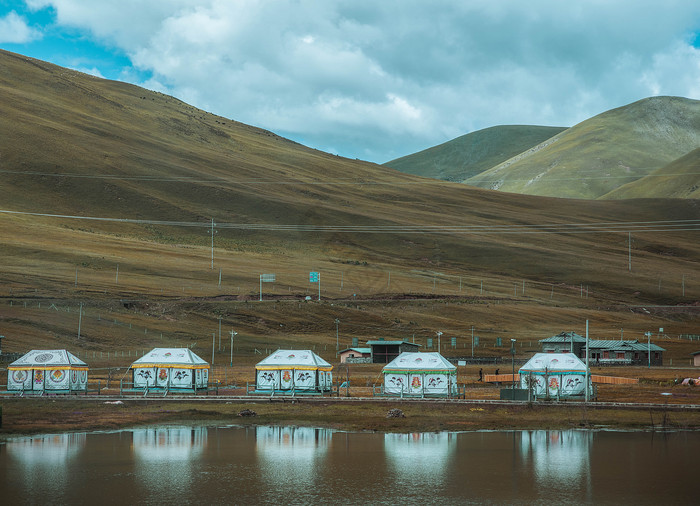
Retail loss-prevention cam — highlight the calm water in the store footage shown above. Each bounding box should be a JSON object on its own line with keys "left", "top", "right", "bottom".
{"left": 0, "top": 426, "right": 696, "bottom": 505}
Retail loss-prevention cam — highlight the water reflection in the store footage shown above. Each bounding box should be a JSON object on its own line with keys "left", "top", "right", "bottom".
{"left": 255, "top": 426, "right": 331, "bottom": 493}
{"left": 6, "top": 433, "right": 86, "bottom": 502}
{"left": 132, "top": 427, "right": 207, "bottom": 497}
{"left": 385, "top": 432, "right": 456, "bottom": 483}
{"left": 520, "top": 431, "right": 592, "bottom": 486}
{"left": 0, "top": 427, "right": 697, "bottom": 504}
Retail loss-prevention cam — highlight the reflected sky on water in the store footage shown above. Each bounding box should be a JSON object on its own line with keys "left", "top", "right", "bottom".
{"left": 1, "top": 426, "right": 697, "bottom": 504}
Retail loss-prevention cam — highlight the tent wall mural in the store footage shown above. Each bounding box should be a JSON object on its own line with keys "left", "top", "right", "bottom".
{"left": 255, "top": 350, "right": 333, "bottom": 392}
{"left": 131, "top": 348, "right": 209, "bottom": 389}
{"left": 382, "top": 352, "right": 457, "bottom": 397}
{"left": 7, "top": 350, "right": 88, "bottom": 392}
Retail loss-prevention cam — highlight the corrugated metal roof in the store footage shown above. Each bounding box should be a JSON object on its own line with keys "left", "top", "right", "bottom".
{"left": 588, "top": 340, "right": 665, "bottom": 352}
{"left": 339, "top": 347, "right": 371, "bottom": 354}
{"left": 539, "top": 332, "right": 586, "bottom": 343}
{"left": 366, "top": 340, "right": 420, "bottom": 346}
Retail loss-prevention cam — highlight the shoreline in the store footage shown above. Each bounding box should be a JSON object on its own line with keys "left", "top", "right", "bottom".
{"left": 2, "top": 396, "right": 699, "bottom": 439}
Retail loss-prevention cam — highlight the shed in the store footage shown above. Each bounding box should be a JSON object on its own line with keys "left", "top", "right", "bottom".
{"left": 8, "top": 349, "right": 88, "bottom": 393}
{"left": 382, "top": 352, "right": 457, "bottom": 397}
{"left": 339, "top": 347, "right": 371, "bottom": 364}
{"left": 692, "top": 351, "right": 700, "bottom": 367}
{"left": 131, "top": 348, "right": 209, "bottom": 390}
{"left": 255, "top": 349, "right": 333, "bottom": 392}
{"left": 367, "top": 339, "right": 421, "bottom": 363}
{"left": 519, "top": 352, "right": 592, "bottom": 398}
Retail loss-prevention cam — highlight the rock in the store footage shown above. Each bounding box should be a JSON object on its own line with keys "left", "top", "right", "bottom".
{"left": 386, "top": 408, "right": 405, "bottom": 418}
{"left": 238, "top": 409, "right": 257, "bottom": 417}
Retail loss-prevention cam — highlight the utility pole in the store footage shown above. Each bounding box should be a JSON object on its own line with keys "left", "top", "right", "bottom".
{"left": 335, "top": 319, "right": 340, "bottom": 356}
{"left": 210, "top": 218, "right": 216, "bottom": 269}
{"left": 218, "top": 316, "right": 222, "bottom": 351}
{"left": 230, "top": 330, "right": 237, "bottom": 367}
{"left": 77, "top": 302, "right": 83, "bottom": 339}
{"left": 212, "top": 332, "right": 216, "bottom": 365}
{"left": 628, "top": 232, "right": 632, "bottom": 272}
{"left": 437, "top": 331, "right": 442, "bottom": 351}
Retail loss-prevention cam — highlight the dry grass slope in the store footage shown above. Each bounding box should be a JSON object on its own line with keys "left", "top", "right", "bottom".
{"left": 0, "top": 50, "right": 698, "bottom": 371}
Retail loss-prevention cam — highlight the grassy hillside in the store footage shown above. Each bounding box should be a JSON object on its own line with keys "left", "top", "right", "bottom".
{"left": 603, "top": 148, "right": 700, "bottom": 199}
{"left": 0, "top": 50, "right": 699, "bottom": 366}
{"left": 384, "top": 125, "right": 566, "bottom": 181}
{"left": 464, "top": 96, "right": 700, "bottom": 199}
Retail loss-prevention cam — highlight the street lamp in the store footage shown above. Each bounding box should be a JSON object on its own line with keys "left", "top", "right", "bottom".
{"left": 511, "top": 339, "right": 517, "bottom": 395}
{"left": 645, "top": 331, "right": 652, "bottom": 368}
{"left": 230, "top": 330, "right": 237, "bottom": 367}
{"left": 437, "top": 331, "right": 443, "bottom": 351}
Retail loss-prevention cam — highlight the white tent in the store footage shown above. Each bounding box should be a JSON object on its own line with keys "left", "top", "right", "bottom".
{"left": 131, "top": 348, "right": 209, "bottom": 389}
{"left": 255, "top": 350, "right": 333, "bottom": 392}
{"left": 382, "top": 352, "right": 457, "bottom": 396}
{"left": 8, "top": 349, "right": 88, "bottom": 392}
{"left": 519, "top": 352, "right": 592, "bottom": 397}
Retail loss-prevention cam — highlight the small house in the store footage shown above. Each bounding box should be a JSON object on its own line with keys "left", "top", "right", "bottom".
{"left": 382, "top": 352, "right": 457, "bottom": 397}
{"left": 7, "top": 349, "right": 88, "bottom": 393}
{"left": 339, "top": 347, "right": 371, "bottom": 364}
{"left": 130, "top": 348, "right": 209, "bottom": 390}
{"left": 255, "top": 349, "right": 333, "bottom": 392}
{"left": 691, "top": 351, "right": 700, "bottom": 367}
{"left": 539, "top": 332, "right": 586, "bottom": 355}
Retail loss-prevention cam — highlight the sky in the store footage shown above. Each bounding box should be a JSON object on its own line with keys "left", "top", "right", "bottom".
{"left": 2, "top": 1, "right": 700, "bottom": 163}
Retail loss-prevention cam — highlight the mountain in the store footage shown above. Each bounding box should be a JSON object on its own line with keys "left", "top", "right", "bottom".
{"left": 1, "top": 49, "right": 699, "bottom": 358}
{"left": 384, "top": 125, "right": 566, "bottom": 182}
{"left": 463, "top": 96, "right": 700, "bottom": 199}
{"left": 603, "top": 147, "right": 700, "bottom": 199}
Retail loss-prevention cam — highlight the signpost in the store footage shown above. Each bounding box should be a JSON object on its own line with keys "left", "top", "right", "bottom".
{"left": 310, "top": 271, "right": 320, "bottom": 300}
{"left": 259, "top": 274, "right": 276, "bottom": 301}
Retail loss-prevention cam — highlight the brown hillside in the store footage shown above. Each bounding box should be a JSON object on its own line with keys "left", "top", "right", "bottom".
{"left": 0, "top": 49, "right": 698, "bottom": 368}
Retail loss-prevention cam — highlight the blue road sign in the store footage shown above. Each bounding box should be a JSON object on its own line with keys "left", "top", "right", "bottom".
{"left": 309, "top": 271, "right": 319, "bottom": 282}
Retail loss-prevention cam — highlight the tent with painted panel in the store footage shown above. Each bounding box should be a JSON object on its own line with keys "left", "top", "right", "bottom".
{"left": 131, "top": 348, "right": 209, "bottom": 390}
{"left": 7, "top": 349, "right": 88, "bottom": 393}
{"left": 255, "top": 349, "right": 333, "bottom": 392}
{"left": 519, "top": 352, "right": 591, "bottom": 398}
{"left": 382, "top": 352, "right": 458, "bottom": 397}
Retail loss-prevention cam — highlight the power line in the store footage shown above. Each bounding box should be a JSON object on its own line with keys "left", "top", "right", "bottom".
{"left": 0, "top": 209, "right": 698, "bottom": 234}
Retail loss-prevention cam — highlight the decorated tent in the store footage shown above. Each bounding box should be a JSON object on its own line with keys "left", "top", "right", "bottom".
{"left": 7, "top": 349, "right": 88, "bottom": 392}
{"left": 131, "top": 348, "right": 209, "bottom": 390}
{"left": 255, "top": 349, "right": 333, "bottom": 392}
{"left": 519, "top": 352, "right": 592, "bottom": 398}
{"left": 382, "top": 352, "right": 457, "bottom": 396}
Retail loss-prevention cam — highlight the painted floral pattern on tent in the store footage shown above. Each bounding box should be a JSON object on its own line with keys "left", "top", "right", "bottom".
{"left": 50, "top": 370, "right": 65, "bottom": 383}
{"left": 13, "top": 370, "right": 27, "bottom": 383}
{"left": 34, "top": 370, "right": 43, "bottom": 384}
{"left": 411, "top": 376, "right": 422, "bottom": 389}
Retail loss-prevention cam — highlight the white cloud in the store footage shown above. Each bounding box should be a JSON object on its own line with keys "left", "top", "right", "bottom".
{"left": 21, "top": 1, "right": 700, "bottom": 161}
{"left": 0, "top": 11, "right": 42, "bottom": 43}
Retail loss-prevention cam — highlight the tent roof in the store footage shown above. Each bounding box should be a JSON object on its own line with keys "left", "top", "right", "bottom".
{"left": 383, "top": 352, "right": 456, "bottom": 372}
{"left": 9, "top": 349, "right": 87, "bottom": 369}
{"left": 131, "top": 348, "right": 208, "bottom": 368}
{"left": 366, "top": 340, "right": 420, "bottom": 346}
{"left": 256, "top": 349, "right": 332, "bottom": 370}
{"left": 520, "top": 353, "right": 587, "bottom": 373}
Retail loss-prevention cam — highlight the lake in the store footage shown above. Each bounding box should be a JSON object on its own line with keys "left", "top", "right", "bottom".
{"left": 1, "top": 426, "right": 696, "bottom": 504}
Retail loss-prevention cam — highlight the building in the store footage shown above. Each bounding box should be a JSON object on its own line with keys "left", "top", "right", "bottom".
{"left": 382, "top": 352, "right": 458, "bottom": 397}
{"left": 339, "top": 347, "right": 372, "bottom": 364}
{"left": 693, "top": 351, "right": 700, "bottom": 367}
{"left": 539, "top": 332, "right": 586, "bottom": 355}
{"left": 255, "top": 349, "right": 333, "bottom": 392}
{"left": 519, "top": 352, "right": 592, "bottom": 398}
{"left": 131, "top": 348, "right": 209, "bottom": 390}
{"left": 7, "top": 349, "right": 88, "bottom": 393}
{"left": 366, "top": 339, "right": 421, "bottom": 364}
{"left": 540, "top": 333, "right": 665, "bottom": 366}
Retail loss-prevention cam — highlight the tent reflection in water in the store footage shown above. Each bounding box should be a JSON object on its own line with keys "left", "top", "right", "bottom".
{"left": 382, "top": 352, "right": 457, "bottom": 397}
{"left": 519, "top": 352, "right": 592, "bottom": 398}
{"left": 7, "top": 349, "right": 88, "bottom": 393}
{"left": 255, "top": 349, "right": 333, "bottom": 393}
{"left": 130, "top": 348, "right": 209, "bottom": 390}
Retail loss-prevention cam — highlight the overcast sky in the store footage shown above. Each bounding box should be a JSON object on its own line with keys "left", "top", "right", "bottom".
{"left": 2, "top": 1, "right": 700, "bottom": 162}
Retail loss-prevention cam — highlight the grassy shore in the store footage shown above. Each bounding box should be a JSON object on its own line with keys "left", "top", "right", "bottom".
{"left": 2, "top": 394, "right": 699, "bottom": 439}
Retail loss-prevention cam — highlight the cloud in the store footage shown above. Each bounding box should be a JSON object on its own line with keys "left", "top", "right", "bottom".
{"left": 0, "top": 11, "right": 42, "bottom": 43}
{"left": 20, "top": 1, "right": 700, "bottom": 161}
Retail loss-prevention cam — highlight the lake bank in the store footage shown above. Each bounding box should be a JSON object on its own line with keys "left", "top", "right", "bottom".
{"left": 2, "top": 396, "right": 699, "bottom": 438}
